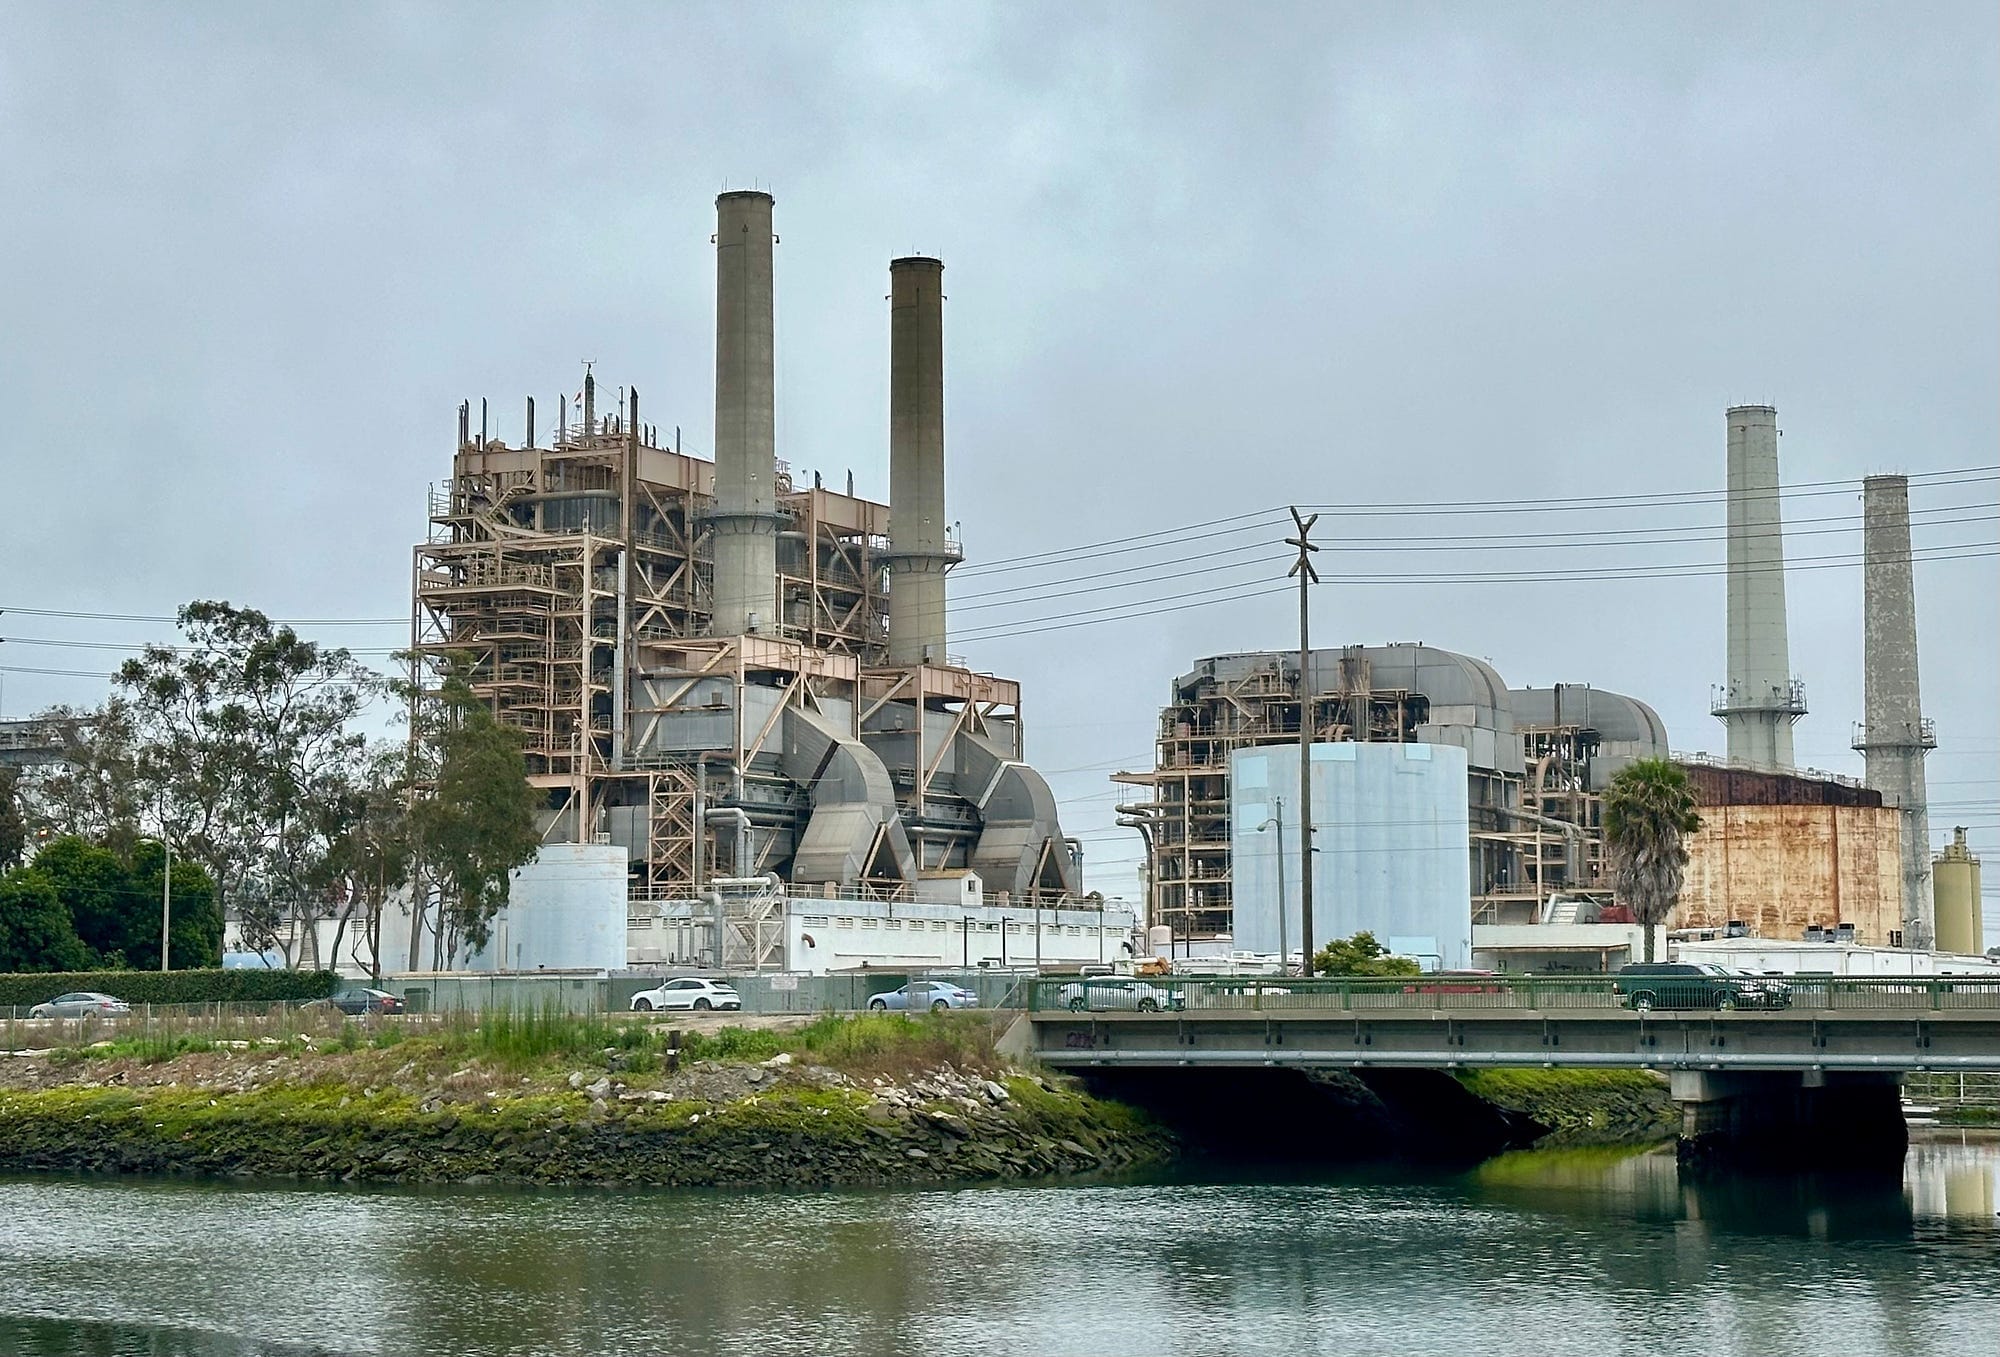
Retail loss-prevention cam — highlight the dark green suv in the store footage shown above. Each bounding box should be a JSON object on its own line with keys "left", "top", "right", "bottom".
{"left": 1613, "top": 962, "right": 1791, "bottom": 1012}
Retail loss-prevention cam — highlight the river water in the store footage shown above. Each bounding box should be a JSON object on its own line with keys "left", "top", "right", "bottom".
{"left": 3, "top": 1131, "right": 1997, "bottom": 1357}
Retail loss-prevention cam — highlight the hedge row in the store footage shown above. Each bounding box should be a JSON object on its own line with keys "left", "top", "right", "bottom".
{"left": 0, "top": 969, "right": 341, "bottom": 1008}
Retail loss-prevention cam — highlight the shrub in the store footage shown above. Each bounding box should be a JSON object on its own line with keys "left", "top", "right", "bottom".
{"left": 0, "top": 968, "right": 340, "bottom": 1008}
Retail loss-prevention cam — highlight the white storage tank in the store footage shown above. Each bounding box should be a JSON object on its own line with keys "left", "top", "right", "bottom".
{"left": 1230, "top": 742, "right": 1473, "bottom": 970}
{"left": 468, "top": 843, "right": 628, "bottom": 972}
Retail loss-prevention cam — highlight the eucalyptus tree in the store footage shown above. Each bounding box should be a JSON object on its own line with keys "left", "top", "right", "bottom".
{"left": 114, "top": 600, "right": 381, "bottom": 963}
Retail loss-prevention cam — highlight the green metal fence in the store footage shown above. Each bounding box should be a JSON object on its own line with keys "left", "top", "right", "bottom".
{"left": 1025, "top": 975, "right": 2000, "bottom": 1015}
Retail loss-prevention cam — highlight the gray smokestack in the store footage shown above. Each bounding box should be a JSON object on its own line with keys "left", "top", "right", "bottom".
{"left": 711, "top": 190, "right": 780, "bottom": 637}
{"left": 1854, "top": 473, "right": 1935, "bottom": 949}
{"left": 885, "top": 256, "right": 956, "bottom": 665}
{"left": 1714, "top": 404, "right": 1805, "bottom": 768}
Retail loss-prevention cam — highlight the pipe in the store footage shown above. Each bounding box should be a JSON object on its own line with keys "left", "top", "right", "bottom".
{"left": 710, "top": 190, "right": 781, "bottom": 637}
{"left": 705, "top": 806, "right": 753, "bottom": 876}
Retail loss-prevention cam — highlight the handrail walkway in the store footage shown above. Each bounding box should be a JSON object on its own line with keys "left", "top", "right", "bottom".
{"left": 1022, "top": 976, "right": 2000, "bottom": 1074}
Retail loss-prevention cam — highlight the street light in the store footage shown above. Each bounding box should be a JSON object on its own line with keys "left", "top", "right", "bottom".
{"left": 1257, "top": 794, "right": 1288, "bottom": 976}
{"left": 158, "top": 834, "right": 172, "bottom": 973}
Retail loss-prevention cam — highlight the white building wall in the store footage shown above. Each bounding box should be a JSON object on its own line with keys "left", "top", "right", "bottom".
{"left": 627, "top": 897, "right": 1138, "bottom": 976}
{"left": 1231, "top": 742, "right": 1473, "bottom": 970}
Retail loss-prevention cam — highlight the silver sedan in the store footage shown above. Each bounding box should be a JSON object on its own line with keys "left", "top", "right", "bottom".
{"left": 28, "top": 992, "right": 132, "bottom": 1019}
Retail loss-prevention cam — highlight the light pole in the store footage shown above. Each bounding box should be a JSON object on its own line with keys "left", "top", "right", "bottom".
{"left": 159, "top": 835, "right": 172, "bottom": 973}
{"left": 1257, "top": 794, "right": 1288, "bottom": 975}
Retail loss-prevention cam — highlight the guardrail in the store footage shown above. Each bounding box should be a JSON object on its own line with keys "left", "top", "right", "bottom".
{"left": 1025, "top": 975, "right": 2000, "bottom": 1015}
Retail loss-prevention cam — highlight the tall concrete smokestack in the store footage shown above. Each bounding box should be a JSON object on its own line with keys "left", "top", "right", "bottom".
{"left": 1854, "top": 473, "right": 1935, "bottom": 949}
{"left": 1714, "top": 404, "right": 1805, "bottom": 767}
{"left": 711, "top": 190, "right": 779, "bottom": 636}
{"left": 885, "top": 256, "right": 957, "bottom": 665}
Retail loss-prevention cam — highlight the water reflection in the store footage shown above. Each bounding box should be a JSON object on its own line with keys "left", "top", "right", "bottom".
{"left": 1, "top": 1131, "right": 1996, "bottom": 1357}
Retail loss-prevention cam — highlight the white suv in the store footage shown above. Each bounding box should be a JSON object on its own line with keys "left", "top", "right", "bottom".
{"left": 630, "top": 978, "right": 743, "bottom": 1013}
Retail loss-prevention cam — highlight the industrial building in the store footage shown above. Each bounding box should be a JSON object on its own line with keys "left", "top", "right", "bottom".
{"left": 409, "top": 191, "right": 1125, "bottom": 972}
{"left": 1112, "top": 645, "right": 1669, "bottom": 967}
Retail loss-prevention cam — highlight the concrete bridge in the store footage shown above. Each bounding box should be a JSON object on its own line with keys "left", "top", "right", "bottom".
{"left": 1019, "top": 976, "right": 2000, "bottom": 1163}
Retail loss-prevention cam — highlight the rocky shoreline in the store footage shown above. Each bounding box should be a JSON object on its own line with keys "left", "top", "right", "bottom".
{"left": 0, "top": 1023, "right": 1176, "bottom": 1188}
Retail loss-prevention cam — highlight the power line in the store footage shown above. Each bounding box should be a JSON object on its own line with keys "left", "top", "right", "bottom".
{"left": 952, "top": 499, "right": 1994, "bottom": 606}
{"left": 0, "top": 606, "right": 405, "bottom": 626}
{"left": 953, "top": 541, "right": 1999, "bottom": 642}
{"left": 952, "top": 509, "right": 1995, "bottom": 615}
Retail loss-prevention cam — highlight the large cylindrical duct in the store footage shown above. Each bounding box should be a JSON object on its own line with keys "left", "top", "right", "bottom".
{"left": 1715, "top": 404, "right": 1804, "bottom": 768}
{"left": 711, "top": 190, "right": 780, "bottom": 637}
{"left": 885, "top": 256, "right": 957, "bottom": 666}
{"left": 1855, "top": 473, "right": 1935, "bottom": 948}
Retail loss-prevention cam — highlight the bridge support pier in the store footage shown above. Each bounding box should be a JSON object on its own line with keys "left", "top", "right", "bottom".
{"left": 1671, "top": 1069, "right": 1907, "bottom": 1171}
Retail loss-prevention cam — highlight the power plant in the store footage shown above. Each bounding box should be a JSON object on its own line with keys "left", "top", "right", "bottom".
{"left": 409, "top": 191, "right": 1116, "bottom": 973}
{"left": 1114, "top": 404, "right": 1974, "bottom": 970}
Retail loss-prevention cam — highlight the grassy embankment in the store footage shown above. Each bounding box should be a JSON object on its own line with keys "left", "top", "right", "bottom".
{"left": 0, "top": 1009, "right": 1172, "bottom": 1187}
{"left": 1453, "top": 1067, "right": 1678, "bottom": 1147}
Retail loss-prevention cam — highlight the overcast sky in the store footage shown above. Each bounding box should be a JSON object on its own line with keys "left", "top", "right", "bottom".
{"left": 3, "top": 2, "right": 1995, "bottom": 926}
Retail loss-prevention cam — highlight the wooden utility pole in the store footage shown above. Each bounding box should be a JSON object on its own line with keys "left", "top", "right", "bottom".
{"left": 1287, "top": 507, "right": 1320, "bottom": 973}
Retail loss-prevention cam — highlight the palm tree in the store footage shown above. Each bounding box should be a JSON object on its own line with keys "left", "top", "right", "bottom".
{"left": 1603, "top": 758, "right": 1703, "bottom": 963}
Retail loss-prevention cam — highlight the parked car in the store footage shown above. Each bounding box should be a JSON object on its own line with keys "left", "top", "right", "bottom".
{"left": 868, "top": 980, "right": 979, "bottom": 1012}
{"left": 326, "top": 987, "right": 404, "bottom": 1016}
{"left": 28, "top": 992, "right": 131, "bottom": 1019}
{"left": 1053, "top": 978, "right": 1184, "bottom": 1013}
{"left": 1613, "top": 963, "right": 1791, "bottom": 1012}
{"left": 630, "top": 978, "right": 742, "bottom": 1012}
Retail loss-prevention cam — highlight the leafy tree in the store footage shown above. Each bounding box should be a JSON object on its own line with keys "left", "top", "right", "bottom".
{"left": 319, "top": 744, "right": 416, "bottom": 980}
{"left": 114, "top": 600, "right": 380, "bottom": 964}
{"left": 125, "top": 840, "right": 224, "bottom": 970}
{"left": 405, "top": 673, "right": 542, "bottom": 968}
{"left": 13, "top": 701, "right": 145, "bottom": 856}
{"left": 30, "top": 835, "right": 130, "bottom": 963}
{"left": 0, "top": 768, "right": 25, "bottom": 870}
{"left": 1311, "top": 930, "right": 1422, "bottom": 977}
{"left": 1603, "top": 758, "right": 1703, "bottom": 963}
{"left": 0, "top": 867, "right": 92, "bottom": 972}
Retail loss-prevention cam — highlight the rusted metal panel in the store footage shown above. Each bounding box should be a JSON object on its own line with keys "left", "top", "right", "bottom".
{"left": 1679, "top": 805, "right": 1902, "bottom": 944}
{"left": 1680, "top": 762, "right": 1883, "bottom": 809}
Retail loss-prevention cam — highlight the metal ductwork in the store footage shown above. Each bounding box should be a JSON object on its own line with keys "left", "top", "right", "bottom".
{"left": 1714, "top": 404, "right": 1805, "bottom": 768}
{"left": 1854, "top": 473, "right": 1935, "bottom": 948}
{"left": 884, "top": 256, "right": 956, "bottom": 665}
{"left": 955, "top": 728, "right": 1079, "bottom": 898}
{"left": 711, "top": 190, "right": 780, "bottom": 636}
{"left": 782, "top": 705, "right": 918, "bottom": 885}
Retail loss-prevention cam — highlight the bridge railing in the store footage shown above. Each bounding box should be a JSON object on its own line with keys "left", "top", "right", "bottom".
{"left": 1025, "top": 975, "right": 2000, "bottom": 1015}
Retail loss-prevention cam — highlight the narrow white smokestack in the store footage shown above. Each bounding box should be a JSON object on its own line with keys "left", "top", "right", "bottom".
{"left": 1714, "top": 404, "right": 1805, "bottom": 767}
{"left": 885, "top": 256, "right": 957, "bottom": 665}
{"left": 1854, "top": 473, "right": 1935, "bottom": 949}
{"left": 711, "top": 190, "right": 779, "bottom": 637}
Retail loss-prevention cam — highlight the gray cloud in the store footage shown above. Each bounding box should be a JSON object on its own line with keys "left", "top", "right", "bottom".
{"left": 2, "top": 1, "right": 1994, "bottom": 921}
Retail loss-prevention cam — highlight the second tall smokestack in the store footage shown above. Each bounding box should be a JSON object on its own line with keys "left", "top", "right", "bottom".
{"left": 711, "top": 190, "right": 780, "bottom": 637}
{"left": 885, "top": 256, "right": 956, "bottom": 665}
{"left": 1855, "top": 473, "right": 1936, "bottom": 949}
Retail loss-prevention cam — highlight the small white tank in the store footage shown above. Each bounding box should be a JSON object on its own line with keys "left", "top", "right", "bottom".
{"left": 1146, "top": 924, "right": 1173, "bottom": 956}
